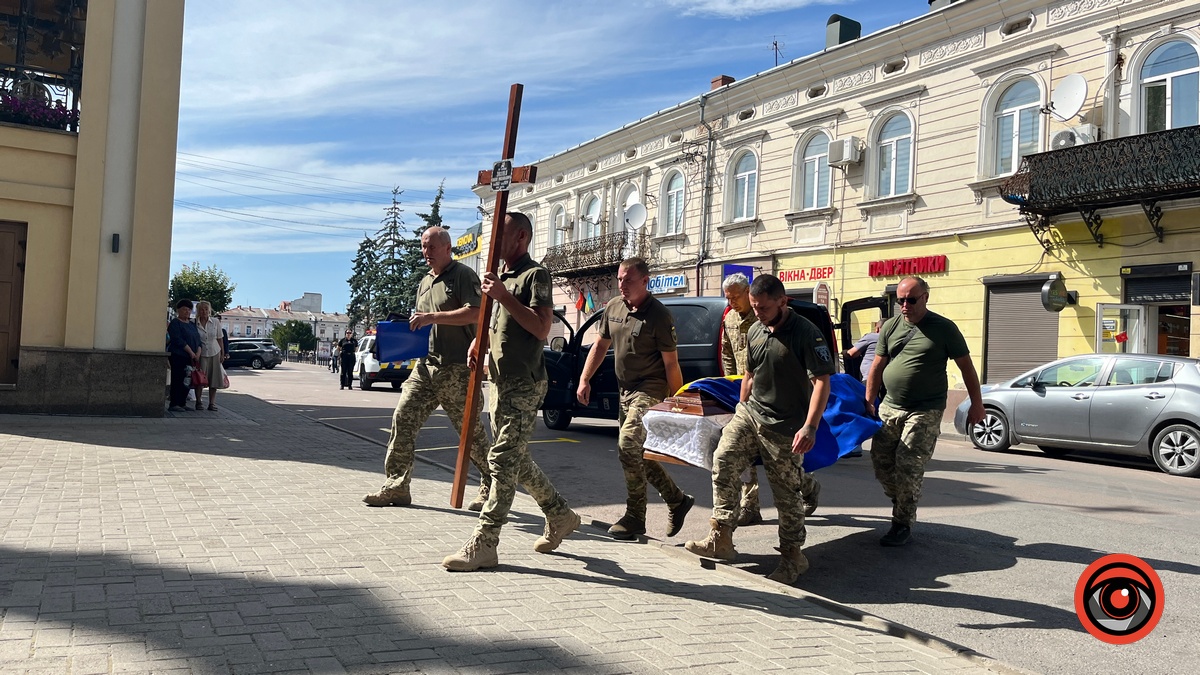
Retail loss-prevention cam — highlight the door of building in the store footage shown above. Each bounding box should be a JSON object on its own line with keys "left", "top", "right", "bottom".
{"left": 0, "top": 222, "right": 27, "bottom": 386}
{"left": 984, "top": 282, "right": 1059, "bottom": 383}
{"left": 1095, "top": 304, "right": 1146, "bottom": 354}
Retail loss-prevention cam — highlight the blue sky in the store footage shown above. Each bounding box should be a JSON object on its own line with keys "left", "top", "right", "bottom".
{"left": 171, "top": 0, "right": 916, "bottom": 313}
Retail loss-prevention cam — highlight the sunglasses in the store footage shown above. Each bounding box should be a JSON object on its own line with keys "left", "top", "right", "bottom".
{"left": 896, "top": 295, "right": 926, "bottom": 306}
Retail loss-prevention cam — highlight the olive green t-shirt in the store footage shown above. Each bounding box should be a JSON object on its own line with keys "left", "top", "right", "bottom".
{"left": 879, "top": 311, "right": 969, "bottom": 411}
{"left": 745, "top": 309, "right": 837, "bottom": 436}
{"left": 417, "top": 260, "right": 481, "bottom": 367}
{"left": 488, "top": 253, "right": 555, "bottom": 382}
{"left": 598, "top": 294, "right": 677, "bottom": 399}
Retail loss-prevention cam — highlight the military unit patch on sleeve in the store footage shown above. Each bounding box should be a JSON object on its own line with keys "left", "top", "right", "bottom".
{"left": 534, "top": 282, "right": 551, "bottom": 304}
{"left": 815, "top": 345, "right": 832, "bottom": 363}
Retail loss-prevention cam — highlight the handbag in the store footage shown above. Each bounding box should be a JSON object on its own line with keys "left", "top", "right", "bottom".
{"left": 192, "top": 367, "right": 209, "bottom": 388}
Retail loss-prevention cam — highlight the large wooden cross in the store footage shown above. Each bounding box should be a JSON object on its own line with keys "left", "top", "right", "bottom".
{"left": 451, "top": 83, "right": 538, "bottom": 507}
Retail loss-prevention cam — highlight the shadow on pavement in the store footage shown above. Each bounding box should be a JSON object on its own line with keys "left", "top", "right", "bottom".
{"left": 0, "top": 546, "right": 592, "bottom": 672}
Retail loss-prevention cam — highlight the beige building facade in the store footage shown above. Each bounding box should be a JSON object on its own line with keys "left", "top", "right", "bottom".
{"left": 1, "top": 0, "right": 185, "bottom": 415}
{"left": 487, "top": 0, "right": 1200, "bottom": 395}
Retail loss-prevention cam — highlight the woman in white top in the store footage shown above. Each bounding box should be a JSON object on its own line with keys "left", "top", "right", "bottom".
{"left": 194, "top": 301, "right": 229, "bottom": 411}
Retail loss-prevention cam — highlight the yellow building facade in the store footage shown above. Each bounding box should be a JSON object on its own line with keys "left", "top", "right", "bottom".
{"left": 0, "top": 0, "right": 185, "bottom": 415}
{"left": 488, "top": 0, "right": 1200, "bottom": 403}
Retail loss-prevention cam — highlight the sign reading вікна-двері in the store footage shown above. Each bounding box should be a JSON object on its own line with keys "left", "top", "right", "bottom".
{"left": 648, "top": 273, "right": 688, "bottom": 294}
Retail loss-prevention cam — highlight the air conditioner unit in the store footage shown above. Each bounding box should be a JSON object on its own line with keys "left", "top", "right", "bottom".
{"left": 828, "top": 137, "right": 861, "bottom": 167}
{"left": 555, "top": 218, "right": 573, "bottom": 231}
{"left": 1050, "top": 124, "right": 1099, "bottom": 150}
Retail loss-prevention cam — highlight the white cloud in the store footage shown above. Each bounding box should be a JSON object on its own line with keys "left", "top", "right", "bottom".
{"left": 662, "top": 0, "right": 833, "bottom": 18}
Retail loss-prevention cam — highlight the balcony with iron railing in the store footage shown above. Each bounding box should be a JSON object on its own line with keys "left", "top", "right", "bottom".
{"left": 542, "top": 231, "right": 655, "bottom": 279}
{"left": 1, "top": 0, "right": 86, "bottom": 133}
{"left": 1001, "top": 125, "right": 1200, "bottom": 248}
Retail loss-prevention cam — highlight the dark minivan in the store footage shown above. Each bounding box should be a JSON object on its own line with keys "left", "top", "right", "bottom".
{"left": 539, "top": 296, "right": 840, "bottom": 430}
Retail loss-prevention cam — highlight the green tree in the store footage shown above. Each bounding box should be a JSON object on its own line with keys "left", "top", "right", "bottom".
{"left": 373, "top": 187, "right": 424, "bottom": 318}
{"left": 346, "top": 235, "right": 378, "bottom": 330}
{"left": 169, "top": 262, "right": 236, "bottom": 312}
{"left": 270, "top": 320, "right": 316, "bottom": 352}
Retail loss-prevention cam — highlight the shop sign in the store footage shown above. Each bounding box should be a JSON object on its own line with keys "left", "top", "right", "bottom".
{"left": 779, "top": 266, "right": 834, "bottom": 283}
{"left": 648, "top": 273, "right": 688, "bottom": 294}
{"left": 814, "top": 282, "right": 830, "bottom": 309}
{"left": 868, "top": 255, "right": 947, "bottom": 278}
{"left": 454, "top": 224, "right": 482, "bottom": 260}
{"left": 1040, "top": 273, "right": 1077, "bottom": 312}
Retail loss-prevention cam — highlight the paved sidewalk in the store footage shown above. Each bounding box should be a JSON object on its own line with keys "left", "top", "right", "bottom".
{"left": 1, "top": 394, "right": 1018, "bottom": 674}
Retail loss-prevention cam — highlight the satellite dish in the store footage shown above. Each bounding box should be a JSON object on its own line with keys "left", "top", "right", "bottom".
{"left": 623, "top": 203, "right": 647, "bottom": 230}
{"left": 1049, "top": 73, "right": 1087, "bottom": 122}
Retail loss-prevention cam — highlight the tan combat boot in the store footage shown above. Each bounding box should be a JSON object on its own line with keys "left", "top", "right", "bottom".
{"left": 684, "top": 519, "right": 737, "bottom": 561}
{"left": 766, "top": 545, "right": 810, "bottom": 585}
{"left": 442, "top": 535, "right": 498, "bottom": 572}
{"left": 467, "top": 482, "right": 490, "bottom": 512}
{"left": 534, "top": 510, "right": 581, "bottom": 553}
{"left": 361, "top": 486, "right": 411, "bottom": 507}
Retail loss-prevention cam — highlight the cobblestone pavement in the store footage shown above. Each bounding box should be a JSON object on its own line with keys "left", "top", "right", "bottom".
{"left": 0, "top": 394, "right": 1021, "bottom": 674}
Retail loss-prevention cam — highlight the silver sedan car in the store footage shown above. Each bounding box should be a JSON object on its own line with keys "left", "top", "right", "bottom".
{"left": 954, "top": 353, "right": 1200, "bottom": 477}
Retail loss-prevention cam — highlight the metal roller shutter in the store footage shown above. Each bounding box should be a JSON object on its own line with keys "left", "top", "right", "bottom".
{"left": 985, "top": 284, "right": 1059, "bottom": 383}
{"left": 1124, "top": 275, "right": 1190, "bottom": 303}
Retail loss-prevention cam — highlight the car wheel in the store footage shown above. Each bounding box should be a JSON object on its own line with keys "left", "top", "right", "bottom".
{"left": 391, "top": 381, "right": 402, "bottom": 390}
{"left": 970, "top": 408, "right": 1011, "bottom": 452}
{"left": 251, "top": 357, "right": 264, "bottom": 370}
{"left": 359, "top": 368, "right": 372, "bottom": 390}
{"left": 1151, "top": 424, "right": 1200, "bottom": 477}
{"left": 1037, "top": 445, "right": 1071, "bottom": 458}
{"left": 543, "top": 408, "right": 572, "bottom": 431}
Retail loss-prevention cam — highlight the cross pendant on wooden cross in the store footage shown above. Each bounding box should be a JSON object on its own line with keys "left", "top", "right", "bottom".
{"left": 451, "top": 83, "right": 538, "bottom": 508}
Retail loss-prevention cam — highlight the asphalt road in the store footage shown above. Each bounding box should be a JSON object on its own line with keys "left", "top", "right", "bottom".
{"left": 228, "top": 361, "right": 1200, "bottom": 675}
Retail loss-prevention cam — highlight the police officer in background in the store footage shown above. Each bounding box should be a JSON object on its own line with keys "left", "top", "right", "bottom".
{"left": 686, "top": 274, "right": 834, "bottom": 585}
{"left": 577, "top": 258, "right": 694, "bottom": 541}
{"left": 443, "top": 212, "right": 580, "bottom": 572}
{"left": 361, "top": 226, "right": 493, "bottom": 511}
{"left": 337, "top": 329, "right": 357, "bottom": 390}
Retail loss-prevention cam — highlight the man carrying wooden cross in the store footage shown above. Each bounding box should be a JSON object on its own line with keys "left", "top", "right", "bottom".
{"left": 443, "top": 212, "right": 581, "bottom": 572}
{"left": 686, "top": 274, "right": 834, "bottom": 585}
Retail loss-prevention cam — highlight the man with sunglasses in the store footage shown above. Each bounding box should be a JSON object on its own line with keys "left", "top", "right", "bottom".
{"left": 864, "top": 276, "right": 984, "bottom": 546}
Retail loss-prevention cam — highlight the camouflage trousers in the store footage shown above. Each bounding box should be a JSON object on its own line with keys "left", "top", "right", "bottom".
{"left": 739, "top": 468, "right": 759, "bottom": 512}
{"left": 381, "top": 361, "right": 490, "bottom": 492}
{"left": 870, "top": 402, "right": 944, "bottom": 526}
{"left": 711, "top": 404, "right": 809, "bottom": 549}
{"left": 474, "top": 376, "right": 571, "bottom": 546}
{"left": 618, "top": 390, "right": 686, "bottom": 521}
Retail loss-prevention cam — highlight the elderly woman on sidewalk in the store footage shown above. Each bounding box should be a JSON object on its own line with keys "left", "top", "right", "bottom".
{"left": 195, "top": 300, "right": 229, "bottom": 411}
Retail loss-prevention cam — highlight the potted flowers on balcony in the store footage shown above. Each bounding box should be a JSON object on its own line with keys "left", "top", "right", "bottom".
{"left": 0, "top": 90, "right": 80, "bottom": 131}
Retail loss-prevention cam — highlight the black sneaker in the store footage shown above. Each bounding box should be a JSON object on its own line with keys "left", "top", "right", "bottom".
{"left": 666, "top": 494, "right": 695, "bottom": 537}
{"left": 879, "top": 522, "right": 911, "bottom": 547}
{"left": 608, "top": 515, "right": 646, "bottom": 540}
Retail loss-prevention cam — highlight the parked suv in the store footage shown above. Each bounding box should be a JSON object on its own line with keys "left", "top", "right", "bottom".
{"left": 353, "top": 334, "right": 412, "bottom": 390}
{"left": 540, "top": 296, "right": 840, "bottom": 430}
{"left": 225, "top": 339, "right": 282, "bottom": 370}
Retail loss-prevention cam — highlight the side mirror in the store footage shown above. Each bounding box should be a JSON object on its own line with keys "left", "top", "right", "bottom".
{"left": 1030, "top": 380, "right": 1046, "bottom": 392}
{"left": 549, "top": 336, "right": 567, "bottom": 352}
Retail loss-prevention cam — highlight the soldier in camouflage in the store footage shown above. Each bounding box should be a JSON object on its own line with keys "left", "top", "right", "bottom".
{"left": 578, "top": 258, "right": 694, "bottom": 541}
{"left": 686, "top": 274, "right": 835, "bottom": 585}
{"left": 443, "top": 212, "right": 581, "bottom": 572}
{"left": 864, "top": 276, "right": 984, "bottom": 546}
{"left": 362, "top": 227, "right": 493, "bottom": 510}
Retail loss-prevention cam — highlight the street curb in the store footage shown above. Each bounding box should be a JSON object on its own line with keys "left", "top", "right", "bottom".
{"left": 276, "top": 398, "right": 1027, "bottom": 675}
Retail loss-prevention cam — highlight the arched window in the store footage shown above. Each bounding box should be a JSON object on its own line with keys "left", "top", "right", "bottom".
{"left": 993, "top": 78, "right": 1041, "bottom": 175}
{"left": 1141, "top": 40, "right": 1200, "bottom": 132}
{"left": 662, "top": 171, "right": 685, "bottom": 235}
{"left": 581, "top": 196, "right": 601, "bottom": 239}
{"left": 551, "top": 206, "right": 566, "bottom": 247}
{"left": 875, "top": 114, "right": 912, "bottom": 198}
{"left": 799, "top": 133, "right": 831, "bottom": 209}
{"left": 730, "top": 151, "right": 758, "bottom": 221}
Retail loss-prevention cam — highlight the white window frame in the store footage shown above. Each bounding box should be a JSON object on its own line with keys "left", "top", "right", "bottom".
{"left": 992, "top": 77, "right": 1043, "bottom": 176}
{"left": 727, "top": 150, "right": 759, "bottom": 222}
{"left": 1135, "top": 37, "right": 1200, "bottom": 133}
{"left": 871, "top": 111, "right": 914, "bottom": 199}
{"left": 580, "top": 195, "right": 602, "bottom": 240}
{"left": 795, "top": 131, "right": 832, "bottom": 210}
{"left": 661, "top": 171, "right": 685, "bottom": 236}
{"left": 550, "top": 205, "right": 566, "bottom": 247}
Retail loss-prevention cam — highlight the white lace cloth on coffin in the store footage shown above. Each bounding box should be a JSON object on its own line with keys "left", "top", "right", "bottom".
{"left": 642, "top": 409, "right": 734, "bottom": 470}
